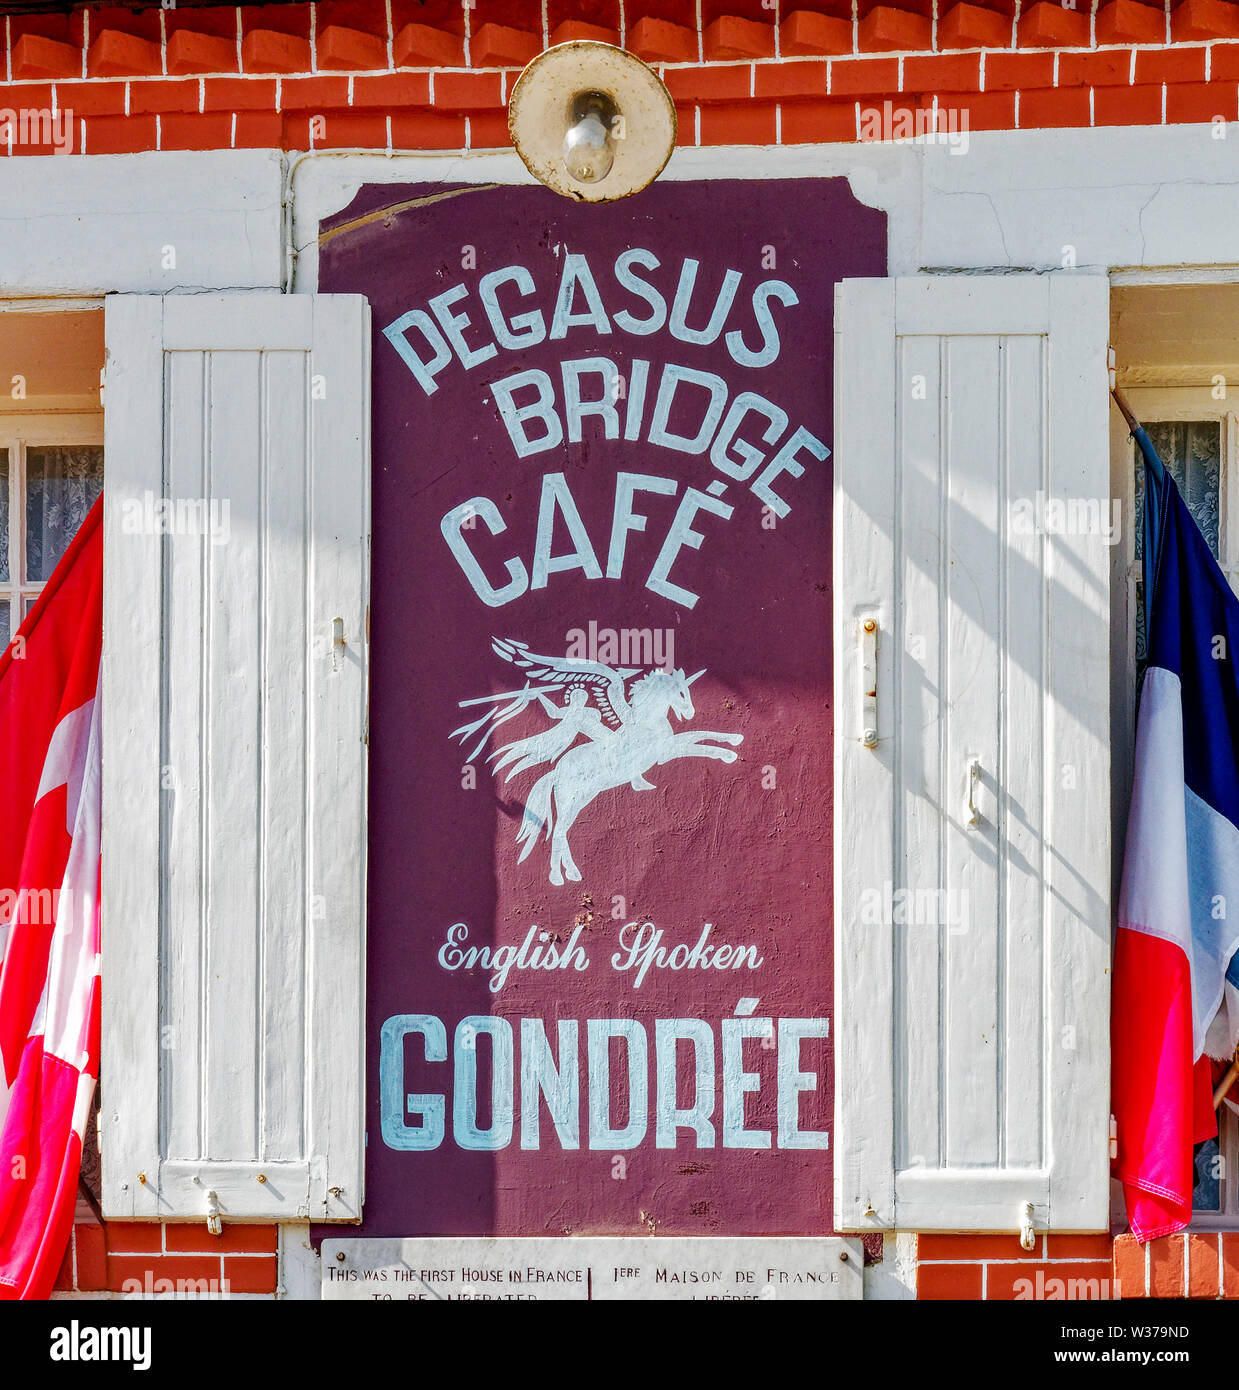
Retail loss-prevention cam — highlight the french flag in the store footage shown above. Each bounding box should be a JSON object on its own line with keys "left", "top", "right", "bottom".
{"left": 1112, "top": 429, "right": 1239, "bottom": 1241}
{"left": 0, "top": 498, "right": 101, "bottom": 1299}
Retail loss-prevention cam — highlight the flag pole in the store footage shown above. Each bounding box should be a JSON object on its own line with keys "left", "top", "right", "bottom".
{"left": 1112, "top": 377, "right": 1166, "bottom": 487}
{"left": 1111, "top": 382, "right": 1140, "bottom": 435}
{"left": 1215, "top": 1048, "right": 1239, "bottom": 1110}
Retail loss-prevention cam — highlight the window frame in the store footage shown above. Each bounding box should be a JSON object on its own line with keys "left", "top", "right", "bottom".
{"left": 0, "top": 410, "right": 104, "bottom": 641}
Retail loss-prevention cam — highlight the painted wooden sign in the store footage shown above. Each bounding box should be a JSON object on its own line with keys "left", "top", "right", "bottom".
{"left": 319, "top": 178, "right": 887, "bottom": 1236}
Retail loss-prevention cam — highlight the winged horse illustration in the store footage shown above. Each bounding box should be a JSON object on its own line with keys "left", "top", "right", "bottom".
{"left": 452, "top": 637, "right": 744, "bottom": 886}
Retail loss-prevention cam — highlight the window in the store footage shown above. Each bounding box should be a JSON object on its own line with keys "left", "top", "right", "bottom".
{"left": 0, "top": 305, "right": 105, "bottom": 650}
{"left": 0, "top": 425, "right": 104, "bottom": 648}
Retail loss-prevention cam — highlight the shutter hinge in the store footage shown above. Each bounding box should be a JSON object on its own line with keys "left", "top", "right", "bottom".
{"left": 1109, "top": 1113, "right": 1118, "bottom": 1160}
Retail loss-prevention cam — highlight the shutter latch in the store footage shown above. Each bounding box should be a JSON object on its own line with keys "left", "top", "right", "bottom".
{"left": 860, "top": 616, "right": 878, "bottom": 748}
{"left": 965, "top": 757, "right": 982, "bottom": 828}
{"left": 1018, "top": 1199, "right": 1035, "bottom": 1252}
{"left": 205, "top": 1189, "right": 222, "bottom": 1238}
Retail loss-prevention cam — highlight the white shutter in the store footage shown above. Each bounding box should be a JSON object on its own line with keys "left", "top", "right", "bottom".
{"left": 833, "top": 274, "right": 1111, "bottom": 1234}
{"left": 100, "top": 293, "right": 370, "bottom": 1223}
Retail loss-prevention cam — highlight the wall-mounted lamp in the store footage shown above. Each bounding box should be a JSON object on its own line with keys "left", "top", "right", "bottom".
{"left": 508, "top": 41, "right": 677, "bottom": 203}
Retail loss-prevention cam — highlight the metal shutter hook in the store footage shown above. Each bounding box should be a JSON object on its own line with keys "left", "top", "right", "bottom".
{"left": 965, "top": 757, "right": 982, "bottom": 828}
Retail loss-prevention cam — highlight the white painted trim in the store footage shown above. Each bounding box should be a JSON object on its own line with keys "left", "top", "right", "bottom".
{"left": 833, "top": 277, "right": 896, "bottom": 1231}
{"left": 284, "top": 143, "right": 919, "bottom": 292}
{"left": 1112, "top": 268, "right": 1239, "bottom": 287}
{"left": 0, "top": 411, "right": 102, "bottom": 437}
{"left": 0, "top": 296, "right": 104, "bottom": 314}
{"left": 0, "top": 151, "right": 283, "bottom": 295}
{"left": 863, "top": 1232, "right": 919, "bottom": 1300}
{"left": 100, "top": 295, "right": 163, "bottom": 1219}
{"left": 286, "top": 124, "right": 1239, "bottom": 293}
{"left": 921, "top": 124, "right": 1239, "bottom": 275}
{"left": 278, "top": 1222, "right": 321, "bottom": 1300}
{"left": 0, "top": 127, "right": 1229, "bottom": 297}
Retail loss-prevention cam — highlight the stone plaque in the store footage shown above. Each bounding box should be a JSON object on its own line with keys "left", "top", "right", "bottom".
{"left": 320, "top": 1236, "right": 863, "bottom": 1301}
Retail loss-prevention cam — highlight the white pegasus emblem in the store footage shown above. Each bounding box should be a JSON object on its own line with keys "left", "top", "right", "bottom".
{"left": 452, "top": 637, "right": 744, "bottom": 886}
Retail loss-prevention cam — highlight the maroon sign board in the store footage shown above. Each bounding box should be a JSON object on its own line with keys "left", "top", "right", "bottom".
{"left": 319, "top": 177, "right": 887, "bottom": 1236}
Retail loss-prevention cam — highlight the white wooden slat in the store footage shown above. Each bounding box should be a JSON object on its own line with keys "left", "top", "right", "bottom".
{"left": 101, "top": 296, "right": 165, "bottom": 1218}
{"left": 895, "top": 1168, "right": 1050, "bottom": 1229}
{"left": 833, "top": 279, "right": 897, "bottom": 1230}
{"left": 1044, "top": 273, "right": 1112, "bottom": 1227}
{"left": 162, "top": 294, "right": 312, "bottom": 351}
{"left": 158, "top": 1161, "right": 313, "bottom": 1222}
{"left": 202, "top": 349, "right": 263, "bottom": 1163}
{"left": 941, "top": 335, "right": 1002, "bottom": 1168}
{"left": 834, "top": 272, "right": 1110, "bottom": 1234}
{"left": 895, "top": 332, "right": 945, "bottom": 1173}
{"left": 895, "top": 276, "right": 1050, "bottom": 338}
{"left": 162, "top": 349, "right": 207, "bottom": 1164}
{"left": 1000, "top": 333, "right": 1048, "bottom": 1170}
{"left": 259, "top": 351, "right": 310, "bottom": 1165}
{"left": 101, "top": 291, "right": 369, "bottom": 1223}
{"left": 305, "top": 294, "right": 370, "bottom": 1222}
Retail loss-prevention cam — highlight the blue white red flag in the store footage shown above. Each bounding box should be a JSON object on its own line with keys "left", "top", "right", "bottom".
{"left": 1112, "top": 428, "right": 1239, "bottom": 1240}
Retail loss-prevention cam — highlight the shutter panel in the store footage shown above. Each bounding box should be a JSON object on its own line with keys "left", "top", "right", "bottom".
{"left": 833, "top": 274, "right": 1111, "bottom": 1233}
{"left": 100, "top": 293, "right": 370, "bottom": 1223}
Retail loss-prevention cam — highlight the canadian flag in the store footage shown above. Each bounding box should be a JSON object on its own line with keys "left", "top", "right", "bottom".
{"left": 0, "top": 497, "right": 102, "bottom": 1300}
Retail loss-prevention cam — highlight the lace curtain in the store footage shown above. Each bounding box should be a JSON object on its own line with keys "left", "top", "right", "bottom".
{"left": 1134, "top": 420, "right": 1222, "bottom": 663}
{"left": 0, "top": 445, "right": 102, "bottom": 652}
{"left": 25, "top": 445, "right": 103, "bottom": 583}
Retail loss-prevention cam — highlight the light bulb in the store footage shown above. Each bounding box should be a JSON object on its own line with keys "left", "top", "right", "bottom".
{"left": 563, "top": 92, "right": 616, "bottom": 184}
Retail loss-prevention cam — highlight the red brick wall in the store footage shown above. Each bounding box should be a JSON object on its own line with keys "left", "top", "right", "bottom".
{"left": 0, "top": 1, "right": 1235, "bottom": 156}
{"left": 1111, "top": 1231, "right": 1239, "bottom": 1298}
{"left": 918, "top": 1232, "right": 1239, "bottom": 1299}
{"left": 53, "top": 1203, "right": 278, "bottom": 1298}
{"left": 918, "top": 1233, "right": 1116, "bottom": 1300}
